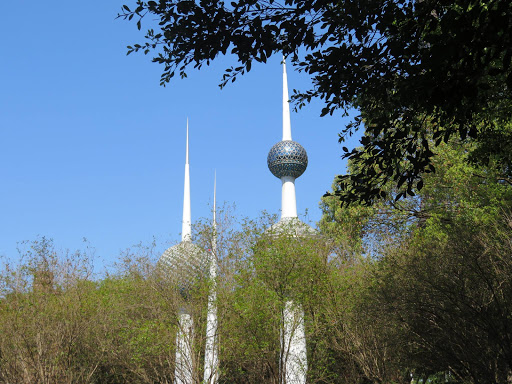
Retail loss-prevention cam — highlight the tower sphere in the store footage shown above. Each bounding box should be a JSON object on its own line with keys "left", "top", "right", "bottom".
{"left": 159, "top": 241, "right": 208, "bottom": 299}
{"left": 267, "top": 140, "right": 308, "bottom": 179}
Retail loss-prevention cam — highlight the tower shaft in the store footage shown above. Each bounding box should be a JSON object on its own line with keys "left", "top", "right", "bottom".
{"left": 281, "top": 176, "right": 298, "bottom": 218}
{"left": 204, "top": 172, "right": 219, "bottom": 384}
{"left": 282, "top": 301, "right": 307, "bottom": 384}
{"left": 175, "top": 313, "right": 194, "bottom": 384}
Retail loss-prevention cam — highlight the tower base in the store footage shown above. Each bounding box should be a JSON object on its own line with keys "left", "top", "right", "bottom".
{"left": 175, "top": 312, "right": 194, "bottom": 384}
{"left": 281, "top": 300, "right": 307, "bottom": 384}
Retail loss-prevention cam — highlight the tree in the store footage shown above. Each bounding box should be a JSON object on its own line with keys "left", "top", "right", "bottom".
{"left": 118, "top": 0, "right": 512, "bottom": 205}
{"left": 376, "top": 211, "right": 512, "bottom": 384}
{"left": 0, "top": 238, "right": 103, "bottom": 383}
{"left": 194, "top": 210, "right": 342, "bottom": 383}
{"left": 319, "top": 138, "right": 512, "bottom": 382}
{"left": 321, "top": 136, "right": 512, "bottom": 257}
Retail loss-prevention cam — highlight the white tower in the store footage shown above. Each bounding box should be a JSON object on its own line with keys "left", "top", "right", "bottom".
{"left": 160, "top": 120, "right": 207, "bottom": 384}
{"left": 267, "top": 59, "right": 309, "bottom": 384}
{"left": 203, "top": 172, "right": 219, "bottom": 384}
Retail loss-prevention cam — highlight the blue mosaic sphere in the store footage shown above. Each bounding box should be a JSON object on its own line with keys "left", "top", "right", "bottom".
{"left": 267, "top": 140, "right": 308, "bottom": 179}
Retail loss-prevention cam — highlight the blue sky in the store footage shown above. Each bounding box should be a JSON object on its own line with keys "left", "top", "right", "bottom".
{"left": 1, "top": 1, "right": 361, "bottom": 270}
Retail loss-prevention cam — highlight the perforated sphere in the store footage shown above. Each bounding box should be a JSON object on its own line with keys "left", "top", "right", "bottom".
{"left": 267, "top": 140, "right": 308, "bottom": 179}
{"left": 159, "top": 241, "right": 208, "bottom": 299}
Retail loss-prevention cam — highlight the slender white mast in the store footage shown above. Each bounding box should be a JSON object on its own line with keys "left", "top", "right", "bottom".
{"left": 281, "top": 58, "right": 298, "bottom": 219}
{"left": 282, "top": 58, "right": 292, "bottom": 141}
{"left": 213, "top": 171, "right": 216, "bottom": 227}
{"left": 182, "top": 119, "right": 192, "bottom": 241}
{"left": 204, "top": 171, "right": 219, "bottom": 384}
{"left": 211, "top": 170, "right": 217, "bottom": 275}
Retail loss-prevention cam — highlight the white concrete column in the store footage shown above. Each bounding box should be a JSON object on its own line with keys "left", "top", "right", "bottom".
{"left": 203, "top": 277, "right": 218, "bottom": 384}
{"left": 281, "top": 300, "right": 307, "bottom": 384}
{"left": 281, "top": 176, "right": 298, "bottom": 219}
{"left": 204, "top": 175, "right": 219, "bottom": 384}
{"left": 175, "top": 312, "right": 194, "bottom": 384}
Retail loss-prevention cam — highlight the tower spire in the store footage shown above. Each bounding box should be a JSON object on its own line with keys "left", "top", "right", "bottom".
{"left": 283, "top": 57, "right": 292, "bottom": 141}
{"left": 267, "top": 57, "right": 308, "bottom": 219}
{"left": 182, "top": 119, "right": 192, "bottom": 241}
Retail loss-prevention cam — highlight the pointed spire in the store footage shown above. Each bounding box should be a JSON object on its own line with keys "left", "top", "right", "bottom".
{"left": 282, "top": 57, "right": 292, "bottom": 141}
{"left": 182, "top": 119, "right": 192, "bottom": 241}
{"left": 186, "top": 118, "right": 189, "bottom": 165}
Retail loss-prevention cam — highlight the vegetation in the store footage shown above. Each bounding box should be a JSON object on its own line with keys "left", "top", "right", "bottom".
{"left": 319, "top": 139, "right": 512, "bottom": 383}
{"left": 118, "top": 0, "right": 512, "bottom": 205}
{"left": 2, "top": 138, "right": 511, "bottom": 382}
{"left": 3, "top": 1, "right": 510, "bottom": 381}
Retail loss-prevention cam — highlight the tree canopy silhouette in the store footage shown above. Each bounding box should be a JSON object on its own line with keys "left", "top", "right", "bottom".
{"left": 119, "top": 0, "right": 512, "bottom": 205}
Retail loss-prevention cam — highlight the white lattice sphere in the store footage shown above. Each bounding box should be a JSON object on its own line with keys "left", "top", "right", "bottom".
{"left": 159, "top": 241, "right": 208, "bottom": 298}
{"left": 267, "top": 140, "right": 308, "bottom": 179}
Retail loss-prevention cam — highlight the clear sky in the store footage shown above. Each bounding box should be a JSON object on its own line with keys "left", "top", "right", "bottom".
{"left": 1, "top": 1, "right": 361, "bottom": 271}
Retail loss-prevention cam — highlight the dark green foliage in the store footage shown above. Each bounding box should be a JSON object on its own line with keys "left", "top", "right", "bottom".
{"left": 0, "top": 240, "right": 181, "bottom": 383}
{"left": 2, "top": 141, "right": 512, "bottom": 382}
{"left": 320, "top": 139, "right": 512, "bottom": 383}
{"left": 375, "top": 214, "right": 512, "bottom": 383}
{"left": 119, "top": 0, "right": 512, "bottom": 205}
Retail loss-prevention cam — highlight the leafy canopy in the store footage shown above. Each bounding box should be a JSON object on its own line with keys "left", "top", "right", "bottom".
{"left": 119, "top": 0, "right": 512, "bottom": 205}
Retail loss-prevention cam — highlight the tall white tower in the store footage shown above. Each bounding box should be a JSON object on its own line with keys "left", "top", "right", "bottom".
{"left": 203, "top": 173, "right": 219, "bottom": 384}
{"left": 267, "top": 59, "right": 310, "bottom": 384}
{"left": 160, "top": 120, "right": 207, "bottom": 384}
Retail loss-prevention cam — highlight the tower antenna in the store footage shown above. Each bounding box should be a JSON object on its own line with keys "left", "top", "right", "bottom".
{"left": 182, "top": 118, "right": 191, "bottom": 241}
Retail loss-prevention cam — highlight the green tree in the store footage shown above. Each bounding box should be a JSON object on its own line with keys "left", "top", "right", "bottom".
{"left": 320, "top": 139, "right": 512, "bottom": 382}
{"left": 374, "top": 211, "right": 512, "bottom": 383}
{"left": 0, "top": 238, "right": 185, "bottom": 383}
{"left": 119, "top": 0, "right": 512, "bottom": 205}
{"left": 195, "top": 210, "right": 355, "bottom": 383}
{"left": 0, "top": 238, "right": 103, "bottom": 383}
{"left": 321, "top": 138, "right": 512, "bottom": 255}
